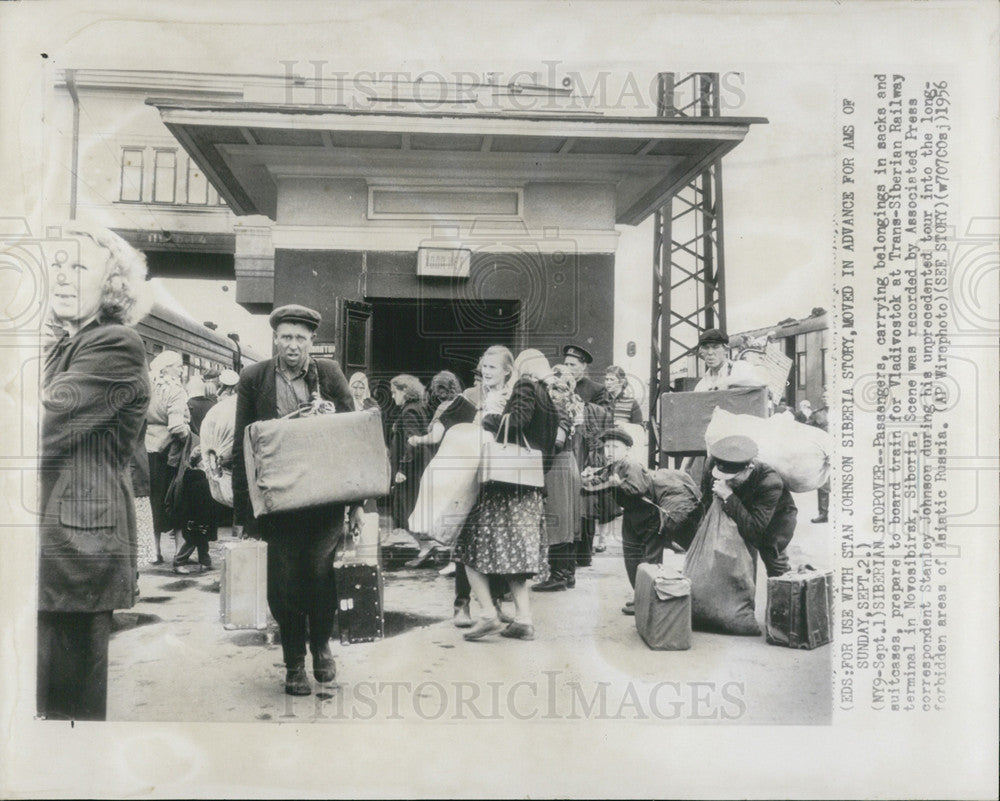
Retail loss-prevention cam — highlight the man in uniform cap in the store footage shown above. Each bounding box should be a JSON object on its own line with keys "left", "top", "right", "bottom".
{"left": 562, "top": 343, "right": 606, "bottom": 405}
{"left": 693, "top": 329, "right": 762, "bottom": 392}
{"left": 701, "top": 434, "right": 797, "bottom": 577}
{"left": 232, "top": 303, "right": 361, "bottom": 697}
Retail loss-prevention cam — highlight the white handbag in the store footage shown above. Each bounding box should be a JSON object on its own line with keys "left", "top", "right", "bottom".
{"left": 479, "top": 414, "right": 545, "bottom": 488}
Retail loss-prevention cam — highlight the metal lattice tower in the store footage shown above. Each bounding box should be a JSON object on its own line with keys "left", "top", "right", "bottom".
{"left": 648, "top": 73, "right": 727, "bottom": 467}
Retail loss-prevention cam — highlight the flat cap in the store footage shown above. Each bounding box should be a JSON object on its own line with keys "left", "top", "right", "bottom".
{"left": 698, "top": 328, "right": 729, "bottom": 347}
{"left": 219, "top": 369, "right": 240, "bottom": 387}
{"left": 709, "top": 434, "right": 758, "bottom": 477}
{"left": 599, "top": 426, "right": 634, "bottom": 448}
{"left": 269, "top": 304, "right": 321, "bottom": 331}
{"left": 562, "top": 343, "right": 594, "bottom": 364}
{"left": 201, "top": 367, "right": 221, "bottom": 380}
{"left": 150, "top": 350, "right": 182, "bottom": 373}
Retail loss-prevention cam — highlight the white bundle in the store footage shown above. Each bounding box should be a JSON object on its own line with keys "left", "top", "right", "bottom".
{"left": 705, "top": 408, "right": 833, "bottom": 493}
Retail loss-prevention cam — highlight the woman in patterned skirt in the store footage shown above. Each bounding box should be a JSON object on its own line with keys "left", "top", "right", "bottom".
{"left": 454, "top": 349, "right": 560, "bottom": 642}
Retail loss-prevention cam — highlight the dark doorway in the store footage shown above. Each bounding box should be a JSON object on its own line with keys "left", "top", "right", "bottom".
{"left": 368, "top": 297, "right": 519, "bottom": 392}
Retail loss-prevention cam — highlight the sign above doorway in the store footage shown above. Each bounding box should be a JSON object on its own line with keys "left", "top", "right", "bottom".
{"left": 417, "top": 247, "right": 471, "bottom": 278}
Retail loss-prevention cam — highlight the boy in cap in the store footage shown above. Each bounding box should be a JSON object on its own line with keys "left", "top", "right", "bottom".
{"left": 693, "top": 329, "right": 762, "bottom": 391}
{"left": 583, "top": 427, "right": 663, "bottom": 614}
{"left": 701, "top": 434, "right": 797, "bottom": 577}
{"left": 562, "top": 343, "right": 607, "bottom": 405}
{"left": 232, "top": 304, "right": 363, "bottom": 696}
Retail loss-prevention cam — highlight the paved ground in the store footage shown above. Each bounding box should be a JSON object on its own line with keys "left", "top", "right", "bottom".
{"left": 109, "top": 494, "right": 832, "bottom": 726}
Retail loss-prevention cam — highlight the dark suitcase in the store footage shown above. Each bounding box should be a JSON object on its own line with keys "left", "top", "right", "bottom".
{"left": 765, "top": 567, "right": 834, "bottom": 649}
{"left": 334, "top": 563, "right": 384, "bottom": 644}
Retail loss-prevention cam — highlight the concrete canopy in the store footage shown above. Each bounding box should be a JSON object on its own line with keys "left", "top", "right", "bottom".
{"left": 147, "top": 99, "right": 765, "bottom": 226}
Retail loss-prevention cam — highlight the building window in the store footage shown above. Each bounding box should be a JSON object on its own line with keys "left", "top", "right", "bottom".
{"left": 153, "top": 149, "right": 177, "bottom": 204}
{"left": 820, "top": 347, "right": 827, "bottom": 388}
{"left": 186, "top": 158, "right": 209, "bottom": 205}
{"left": 796, "top": 352, "right": 807, "bottom": 389}
{"left": 120, "top": 147, "right": 144, "bottom": 202}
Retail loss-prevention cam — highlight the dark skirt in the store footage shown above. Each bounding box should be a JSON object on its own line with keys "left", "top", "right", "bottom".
{"left": 147, "top": 449, "right": 178, "bottom": 534}
{"left": 454, "top": 483, "right": 544, "bottom": 575}
{"left": 544, "top": 450, "right": 581, "bottom": 546}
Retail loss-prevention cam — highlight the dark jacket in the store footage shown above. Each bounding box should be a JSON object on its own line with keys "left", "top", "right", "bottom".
{"left": 187, "top": 394, "right": 217, "bottom": 436}
{"left": 231, "top": 356, "right": 353, "bottom": 528}
{"left": 483, "top": 377, "right": 560, "bottom": 472}
{"left": 390, "top": 401, "right": 430, "bottom": 476}
{"left": 700, "top": 460, "right": 797, "bottom": 554}
{"left": 574, "top": 374, "right": 607, "bottom": 406}
{"left": 38, "top": 322, "right": 151, "bottom": 612}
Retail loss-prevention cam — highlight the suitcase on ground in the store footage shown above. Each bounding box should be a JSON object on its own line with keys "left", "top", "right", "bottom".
{"left": 633, "top": 562, "right": 692, "bottom": 650}
{"left": 334, "top": 562, "right": 384, "bottom": 644}
{"left": 220, "top": 539, "right": 268, "bottom": 630}
{"left": 765, "top": 567, "right": 834, "bottom": 649}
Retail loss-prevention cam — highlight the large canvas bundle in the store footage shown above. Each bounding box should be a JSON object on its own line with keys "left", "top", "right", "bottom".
{"left": 705, "top": 408, "right": 833, "bottom": 492}
{"left": 684, "top": 498, "right": 761, "bottom": 636}
{"left": 243, "top": 409, "right": 390, "bottom": 517}
{"left": 409, "top": 423, "right": 488, "bottom": 548}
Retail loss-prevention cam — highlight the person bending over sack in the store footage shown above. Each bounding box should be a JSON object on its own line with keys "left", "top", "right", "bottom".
{"left": 700, "top": 434, "right": 797, "bottom": 578}
{"left": 583, "top": 427, "right": 663, "bottom": 616}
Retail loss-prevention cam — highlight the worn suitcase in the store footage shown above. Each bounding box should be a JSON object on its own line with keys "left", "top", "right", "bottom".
{"left": 220, "top": 539, "right": 268, "bottom": 630}
{"left": 765, "top": 567, "right": 834, "bottom": 649}
{"left": 244, "top": 408, "right": 390, "bottom": 517}
{"left": 658, "top": 386, "right": 769, "bottom": 453}
{"left": 334, "top": 563, "right": 384, "bottom": 645}
{"left": 633, "top": 563, "right": 692, "bottom": 650}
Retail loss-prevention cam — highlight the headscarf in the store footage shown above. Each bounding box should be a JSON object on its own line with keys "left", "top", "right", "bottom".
{"left": 513, "top": 348, "right": 551, "bottom": 382}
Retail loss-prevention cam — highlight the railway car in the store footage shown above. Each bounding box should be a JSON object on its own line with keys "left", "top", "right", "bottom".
{"left": 135, "top": 303, "right": 259, "bottom": 384}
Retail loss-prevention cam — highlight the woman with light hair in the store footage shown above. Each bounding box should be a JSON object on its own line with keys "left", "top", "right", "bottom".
{"left": 454, "top": 348, "right": 560, "bottom": 641}
{"left": 37, "top": 222, "right": 152, "bottom": 720}
{"left": 145, "top": 349, "right": 191, "bottom": 564}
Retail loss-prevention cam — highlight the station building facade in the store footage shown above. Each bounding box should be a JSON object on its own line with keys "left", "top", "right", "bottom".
{"left": 49, "top": 69, "right": 762, "bottom": 390}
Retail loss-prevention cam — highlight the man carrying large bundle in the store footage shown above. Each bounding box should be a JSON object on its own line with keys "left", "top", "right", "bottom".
{"left": 232, "top": 304, "right": 361, "bottom": 696}
{"left": 700, "top": 434, "right": 797, "bottom": 578}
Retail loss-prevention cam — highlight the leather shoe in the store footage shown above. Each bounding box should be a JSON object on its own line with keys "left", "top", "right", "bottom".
{"left": 531, "top": 578, "right": 568, "bottom": 592}
{"left": 500, "top": 621, "right": 535, "bottom": 641}
{"left": 566, "top": 576, "right": 576, "bottom": 589}
{"left": 463, "top": 616, "right": 503, "bottom": 641}
{"left": 312, "top": 643, "right": 337, "bottom": 683}
{"left": 453, "top": 601, "right": 473, "bottom": 628}
{"left": 811, "top": 515, "right": 828, "bottom": 524}
{"left": 285, "top": 665, "right": 311, "bottom": 696}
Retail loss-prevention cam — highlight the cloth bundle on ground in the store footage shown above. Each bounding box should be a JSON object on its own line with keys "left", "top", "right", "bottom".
{"left": 645, "top": 468, "right": 702, "bottom": 548}
{"left": 683, "top": 497, "right": 761, "bottom": 635}
{"left": 408, "top": 423, "right": 491, "bottom": 548}
{"left": 243, "top": 408, "right": 390, "bottom": 517}
{"left": 705, "top": 407, "right": 833, "bottom": 493}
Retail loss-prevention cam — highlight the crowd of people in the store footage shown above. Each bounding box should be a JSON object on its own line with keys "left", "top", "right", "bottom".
{"left": 36, "top": 222, "right": 821, "bottom": 714}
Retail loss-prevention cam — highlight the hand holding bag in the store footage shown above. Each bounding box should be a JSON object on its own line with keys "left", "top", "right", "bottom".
{"left": 480, "top": 414, "right": 545, "bottom": 488}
